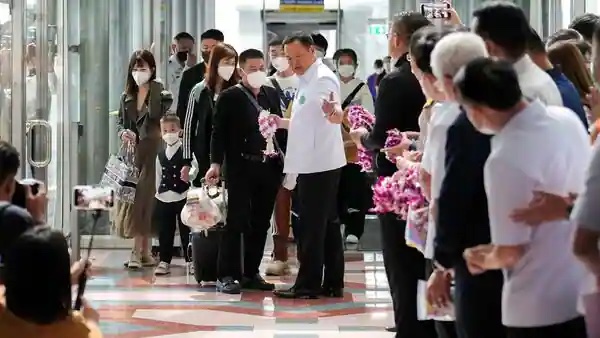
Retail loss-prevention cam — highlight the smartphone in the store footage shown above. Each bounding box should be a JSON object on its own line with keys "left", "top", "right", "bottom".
{"left": 73, "top": 185, "right": 115, "bottom": 211}
{"left": 11, "top": 178, "right": 42, "bottom": 208}
{"left": 420, "top": 2, "right": 451, "bottom": 20}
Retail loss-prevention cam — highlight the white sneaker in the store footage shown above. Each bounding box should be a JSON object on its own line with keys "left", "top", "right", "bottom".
{"left": 126, "top": 251, "right": 142, "bottom": 270}
{"left": 154, "top": 261, "right": 170, "bottom": 275}
{"left": 345, "top": 234, "right": 359, "bottom": 244}
{"left": 265, "top": 260, "right": 290, "bottom": 276}
{"left": 187, "top": 262, "right": 195, "bottom": 276}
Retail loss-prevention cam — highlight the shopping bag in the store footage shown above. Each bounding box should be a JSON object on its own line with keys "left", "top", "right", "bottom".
{"left": 181, "top": 182, "right": 227, "bottom": 231}
{"left": 99, "top": 145, "right": 139, "bottom": 203}
{"left": 417, "top": 280, "right": 455, "bottom": 321}
{"left": 405, "top": 205, "right": 429, "bottom": 254}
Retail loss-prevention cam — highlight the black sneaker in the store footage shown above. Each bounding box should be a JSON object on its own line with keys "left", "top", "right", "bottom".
{"left": 217, "top": 277, "right": 241, "bottom": 294}
{"left": 241, "top": 274, "right": 275, "bottom": 291}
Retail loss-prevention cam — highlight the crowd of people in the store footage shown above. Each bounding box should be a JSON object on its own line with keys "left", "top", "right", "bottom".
{"left": 1, "top": 0, "right": 600, "bottom": 337}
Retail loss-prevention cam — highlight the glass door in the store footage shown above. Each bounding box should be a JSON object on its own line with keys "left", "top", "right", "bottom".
{"left": 8, "top": 0, "right": 66, "bottom": 232}
{"left": 0, "top": 1, "right": 11, "bottom": 143}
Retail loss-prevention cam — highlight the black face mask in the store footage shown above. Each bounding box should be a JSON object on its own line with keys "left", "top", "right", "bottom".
{"left": 177, "top": 51, "right": 188, "bottom": 62}
{"left": 201, "top": 51, "right": 211, "bottom": 63}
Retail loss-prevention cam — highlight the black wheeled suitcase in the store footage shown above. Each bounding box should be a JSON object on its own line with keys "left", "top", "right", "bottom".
{"left": 189, "top": 228, "right": 222, "bottom": 284}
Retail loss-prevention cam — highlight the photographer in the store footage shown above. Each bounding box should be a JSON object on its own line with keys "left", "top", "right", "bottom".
{"left": 0, "top": 140, "right": 47, "bottom": 263}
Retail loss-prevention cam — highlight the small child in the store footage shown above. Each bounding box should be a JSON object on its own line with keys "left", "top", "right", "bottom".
{"left": 153, "top": 114, "right": 196, "bottom": 276}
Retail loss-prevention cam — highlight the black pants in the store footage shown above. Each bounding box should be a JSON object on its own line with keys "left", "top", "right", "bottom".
{"left": 379, "top": 212, "right": 435, "bottom": 338}
{"left": 338, "top": 163, "right": 369, "bottom": 239}
{"left": 424, "top": 261, "right": 457, "bottom": 338}
{"left": 506, "top": 317, "right": 587, "bottom": 338}
{"left": 294, "top": 168, "right": 344, "bottom": 292}
{"left": 453, "top": 262, "right": 505, "bottom": 338}
{"left": 217, "top": 159, "right": 282, "bottom": 280}
{"left": 154, "top": 199, "right": 190, "bottom": 263}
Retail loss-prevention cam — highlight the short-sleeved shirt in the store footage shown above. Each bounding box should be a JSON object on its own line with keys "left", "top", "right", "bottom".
{"left": 512, "top": 55, "right": 563, "bottom": 106}
{"left": 484, "top": 100, "right": 590, "bottom": 327}
{"left": 420, "top": 101, "right": 461, "bottom": 259}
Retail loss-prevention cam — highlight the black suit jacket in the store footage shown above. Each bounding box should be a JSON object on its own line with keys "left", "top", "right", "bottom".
{"left": 360, "top": 56, "right": 425, "bottom": 177}
{"left": 434, "top": 112, "right": 492, "bottom": 269}
{"left": 177, "top": 62, "right": 207, "bottom": 124}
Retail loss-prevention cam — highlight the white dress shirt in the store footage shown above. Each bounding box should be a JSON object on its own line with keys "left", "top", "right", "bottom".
{"left": 484, "top": 100, "right": 590, "bottom": 327}
{"left": 165, "top": 55, "right": 192, "bottom": 112}
{"left": 339, "top": 77, "right": 375, "bottom": 113}
{"left": 420, "top": 102, "right": 462, "bottom": 259}
{"left": 155, "top": 141, "right": 198, "bottom": 203}
{"left": 284, "top": 59, "right": 346, "bottom": 174}
{"left": 513, "top": 55, "right": 562, "bottom": 106}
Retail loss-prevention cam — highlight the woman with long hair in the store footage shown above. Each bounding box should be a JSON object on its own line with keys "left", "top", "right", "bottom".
{"left": 0, "top": 227, "right": 102, "bottom": 337}
{"left": 114, "top": 49, "right": 172, "bottom": 269}
{"left": 182, "top": 43, "right": 240, "bottom": 188}
{"left": 547, "top": 41, "right": 594, "bottom": 107}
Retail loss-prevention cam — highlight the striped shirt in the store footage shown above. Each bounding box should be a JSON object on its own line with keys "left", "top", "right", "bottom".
{"left": 182, "top": 80, "right": 206, "bottom": 160}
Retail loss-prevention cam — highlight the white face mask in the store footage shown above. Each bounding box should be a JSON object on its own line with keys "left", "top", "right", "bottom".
{"left": 315, "top": 49, "right": 325, "bottom": 58}
{"left": 477, "top": 127, "right": 496, "bottom": 135}
{"left": 217, "top": 65, "right": 235, "bottom": 81}
{"left": 337, "top": 64, "right": 355, "bottom": 78}
{"left": 132, "top": 70, "right": 151, "bottom": 86}
{"left": 375, "top": 68, "right": 384, "bottom": 74}
{"left": 247, "top": 71, "right": 267, "bottom": 88}
{"left": 272, "top": 57, "right": 290, "bottom": 72}
{"left": 162, "top": 132, "right": 179, "bottom": 145}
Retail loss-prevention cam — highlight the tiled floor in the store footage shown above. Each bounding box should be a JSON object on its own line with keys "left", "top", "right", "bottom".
{"left": 88, "top": 249, "right": 395, "bottom": 338}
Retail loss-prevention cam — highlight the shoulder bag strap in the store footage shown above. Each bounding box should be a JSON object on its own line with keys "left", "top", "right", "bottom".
{"left": 341, "top": 82, "right": 366, "bottom": 110}
{"left": 236, "top": 84, "right": 285, "bottom": 157}
{"left": 270, "top": 78, "right": 290, "bottom": 108}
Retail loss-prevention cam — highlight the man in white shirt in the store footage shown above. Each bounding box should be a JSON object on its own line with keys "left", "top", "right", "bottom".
{"left": 460, "top": 58, "right": 589, "bottom": 338}
{"left": 471, "top": 1, "right": 562, "bottom": 107}
{"left": 271, "top": 32, "right": 346, "bottom": 299}
{"left": 165, "top": 32, "right": 197, "bottom": 112}
{"left": 264, "top": 37, "right": 299, "bottom": 276}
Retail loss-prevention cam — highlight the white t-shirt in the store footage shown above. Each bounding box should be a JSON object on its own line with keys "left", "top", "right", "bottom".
{"left": 339, "top": 77, "right": 375, "bottom": 114}
{"left": 267, "top": 73, "right": 299, "bottom": 113}
{"left": 484, "top": 100, "right": 590, "bottom": 327}
{"left": 513, "top": 55, "right": 563, "bottom": 106}
{"left": 420, "top": 102, "right": 462, "bottom": 259}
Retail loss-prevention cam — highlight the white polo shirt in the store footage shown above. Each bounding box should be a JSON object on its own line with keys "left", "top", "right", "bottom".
{"left": 513, "top": 55, "right": 563, "bottom": 106}
{"left": 284, "top": 59, "right": 346, "bottom": 174}
{"left": 166, "top": 55, "right": 191, "bottom": 111}
{"left": 484, "top": 100, "right": 590, "bottom": 327}
{"left": 420, "top": 101, "right": 462, "bottom": 259}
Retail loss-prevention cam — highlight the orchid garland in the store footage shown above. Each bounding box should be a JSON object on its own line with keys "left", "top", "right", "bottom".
{"left": 384, "top": 129, "right": 404, "bottom": 163}
{"left": 347, "top": 105, "right": 375, "bottom": 172}
{"left": 258, "top": 113, "right": 278, "bottom": 157}
{"left": 371, "top": 165, "right": 428, "bottom": 219}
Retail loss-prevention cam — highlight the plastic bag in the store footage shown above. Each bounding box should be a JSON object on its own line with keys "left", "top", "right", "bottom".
{"left": 181, "top": 186, "right": 223, "bottom": 231}
{"left": 417, "top": 280, "right": 455, "bottom": 321}
{"left": 405, "top": 205, "right": 429, "bottom": 253}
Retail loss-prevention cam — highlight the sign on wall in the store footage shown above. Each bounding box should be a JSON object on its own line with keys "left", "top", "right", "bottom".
{"left": 279, "top": 0, "right": 325, "bottom": 13}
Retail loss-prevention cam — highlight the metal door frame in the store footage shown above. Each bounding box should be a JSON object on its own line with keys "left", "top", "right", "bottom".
{"left": 10, "top": 0, "right": 25, "bottom": 175}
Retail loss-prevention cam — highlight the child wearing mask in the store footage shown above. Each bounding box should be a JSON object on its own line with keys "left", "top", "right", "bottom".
{"left": 154, "top": 114, "right": 197, "bottom": 276}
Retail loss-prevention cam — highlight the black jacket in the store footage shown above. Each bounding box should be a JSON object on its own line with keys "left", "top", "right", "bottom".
{"left": 360, "top": 56, "right": 425, "bottom": 177}
{"left": 210, "top": 84, "right": 286, "bottom": 174}
{"left": 177, "top": 62, "right": 207, "bottom": 123}
{"left": 434, "top": 112, "right": 492, "bottom": 269}
{"left": 182, "top": 82, "right": 215, "bottom": 177}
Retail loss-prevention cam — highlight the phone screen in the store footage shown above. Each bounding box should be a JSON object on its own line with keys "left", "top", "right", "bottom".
{"left": 420, "top": 3, "right": 451, "bottom": 20}
{"left": 73, "top": 186, "right": 115, "bottom": 210}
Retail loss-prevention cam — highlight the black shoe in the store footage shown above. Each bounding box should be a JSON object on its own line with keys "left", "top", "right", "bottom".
{"left": 321, "top": 286, "right": 344, "bottom": 298}
{"left": 385, "top": 326, "right": 397, "bottom": 332}
{"left": 241, "top": 274, "right": 275, "bottom": 291}
{"left": 273, "top": 286, "right": 319, "bottom": 299}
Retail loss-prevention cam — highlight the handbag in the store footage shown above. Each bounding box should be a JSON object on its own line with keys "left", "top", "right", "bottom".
{"left": 99, "top": 144, "right": 139, "bottom": 203}
{"left": 181, "top": 179, "right": 228, "bottom": 232}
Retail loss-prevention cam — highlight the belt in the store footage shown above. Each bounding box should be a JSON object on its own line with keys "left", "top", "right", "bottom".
{"left": 241, "top": 153, "right": 268, "bottom": 163}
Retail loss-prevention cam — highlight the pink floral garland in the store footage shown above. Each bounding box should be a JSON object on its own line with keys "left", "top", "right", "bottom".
{"left": 258, "top": 115, "right": 279, "bottom": 156}
{"left": 347, "top": 105, "right": 375, "bottom": 172}
{"left": 384, "top": 129, "right": 404, "bottom": 162}
{"left": 372, "top": 164, "right": 428, "bottom": 219}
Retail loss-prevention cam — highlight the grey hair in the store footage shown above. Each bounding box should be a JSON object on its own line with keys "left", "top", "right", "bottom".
{"left": 431, "top": 32, "right": 489, "bottom": 80}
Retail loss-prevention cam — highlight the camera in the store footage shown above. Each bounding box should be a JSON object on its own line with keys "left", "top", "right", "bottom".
{"left": 73, "top": 185, "right": 115, "bottom": 211}
{"left": 11, "top": 178, "right": 42, "bottom": 209}
{"left": 420, "top": 2, "right": 452, "bottom": 20}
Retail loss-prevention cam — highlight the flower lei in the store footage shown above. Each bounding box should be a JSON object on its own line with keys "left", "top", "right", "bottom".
{"left": 347, "top": 105, "right": 375, "bottom": 172}
{"left": 258, "top": 112, "right": 278, "bottom": 157}
{"left": 384, "top": 129, "right": 404, "bottom": 163}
